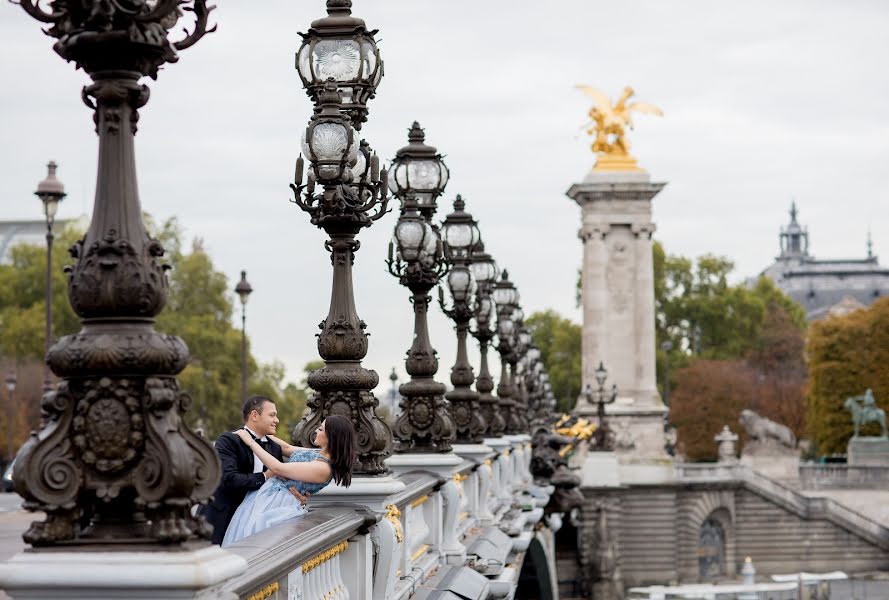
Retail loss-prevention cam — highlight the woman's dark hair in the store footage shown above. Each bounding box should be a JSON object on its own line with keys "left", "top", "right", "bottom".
{"left": 323, "top": 415, "right": 356, "bottom": 487}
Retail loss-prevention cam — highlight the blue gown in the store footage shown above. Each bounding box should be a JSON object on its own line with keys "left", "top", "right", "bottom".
{"left": 221, "top": 449, "right": 332, "bottom": 547}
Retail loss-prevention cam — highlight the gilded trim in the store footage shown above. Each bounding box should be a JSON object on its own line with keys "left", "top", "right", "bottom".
{"left": 246, "top": 581, "right": 279, "bottom": 600}
{"left": 410, "top": 494, "right": 429, "bottom": 508}
{"left": 453, "top": 472, "right": 469, "bottom": 483}
{"left": 386, "top": 504, "right": 404, "bottom": 543}
{"left": 410, "top": 543, "right": 430, "bottom": 562}
{"left": 458, "top": 511, "right": 469, "bottom": 521}
{"left": 301, "top": 540, "right": 349, "bottom": 574}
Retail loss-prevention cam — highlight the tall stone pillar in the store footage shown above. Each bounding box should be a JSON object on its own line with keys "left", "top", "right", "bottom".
{"left": 568, "top": 170, "right": 668, "bottom": 460}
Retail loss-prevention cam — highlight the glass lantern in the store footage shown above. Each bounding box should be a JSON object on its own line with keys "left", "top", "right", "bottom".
{"left": 296, "top": 1, "right": 383, "bottom": 128}
{"left": 441, "top": 195, "right": 481, "bottom": 262}
{"left": 394, "top": 216, "right": 426, "bottom": 263}
{"left": 389, "top": 122, "right": 449, "bottom": 211}
{"left": 470, "top": 242, "right": 498, "bottom": 288}
{"left": 493, "top": 271, "right": 519, "bottom": 310}
{"left": 447, "top": 266, "right": 473, "bottom": 303}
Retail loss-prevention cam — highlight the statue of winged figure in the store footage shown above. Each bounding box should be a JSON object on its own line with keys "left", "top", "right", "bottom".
{"left": 576, "top": 85, "right": 663, "bottom": 157}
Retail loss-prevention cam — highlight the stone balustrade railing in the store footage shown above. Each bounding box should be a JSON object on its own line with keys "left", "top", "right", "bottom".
{"left": 799, "top": 463, "right": 889, "bottom": 490}
{"left": 204, "top": 434, "right": 552, "bottom": 600}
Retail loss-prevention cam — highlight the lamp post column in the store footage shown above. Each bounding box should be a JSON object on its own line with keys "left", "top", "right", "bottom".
{"left": 4, "top": 373, "right": 15, "bottom": 466}
{"left": 386, "top": 123, "right": 454, "bottom": 453}
{"left": 470, "top": 242, "right": 504, "bottom": 438}
{"left": 11, "top": 0, "right": 219, "bottom": 547}
{"left": 34, "top": 161, "right": 66, "bottom": 391}
{"left": 440, "top": 196, "right": 485, "bottom": 444}
{"left": 235, "top": 270, "right": 253, "bottom": 401}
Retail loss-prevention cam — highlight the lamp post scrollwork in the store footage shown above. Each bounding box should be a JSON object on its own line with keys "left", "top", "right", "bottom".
{"left": 386, "top": 122, "right": 454, "bottom": 453}
{"left": 290, "top": 13, "right": 392, "bottom": 473}
{"left": 12, "top": 0, "right": 219, "bottom": 547}
{"left": 439, "top": 195, "right": 485, "bottom": 444}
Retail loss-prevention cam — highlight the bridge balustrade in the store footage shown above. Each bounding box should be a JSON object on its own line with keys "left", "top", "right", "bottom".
{"left": 208, "top": 435, "right": 554, "bottom": 600}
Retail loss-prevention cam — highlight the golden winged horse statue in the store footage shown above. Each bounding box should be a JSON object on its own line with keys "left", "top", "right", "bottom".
{"left": 576, "top": 85, "right": 662, "bottom": 171}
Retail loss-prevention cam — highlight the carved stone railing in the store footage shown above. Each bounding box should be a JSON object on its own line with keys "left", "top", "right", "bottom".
{"left": 202, "top": 434, "right": 552, "bottom": 600}
{"left": 799, "top": 463, "right": 889, "bottom": 490}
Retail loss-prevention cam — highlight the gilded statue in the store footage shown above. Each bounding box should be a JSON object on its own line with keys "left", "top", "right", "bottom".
{"left": 576, "top": 85, "right": 662, "bottom": 171}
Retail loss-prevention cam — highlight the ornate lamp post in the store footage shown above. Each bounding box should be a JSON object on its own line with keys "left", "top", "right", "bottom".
{"left": 235, "top": 270, "right": 253, "bottom": 401}
{"left": 470, "top": 241, "right": 504, "bottom": 438}
{"left": 493, "top": 271, "right": 521, "bottom": 434}
{"left": 12, "top": 0, "right": 218, "bottom": 546}
{"left": 439, "top": 196, "right": 486, "bottom": 444}
{"left": 511, "top": 322, "right": 531, "bottom": 431}
{"left": 579, "top": 361, "right": 618, "bottom": 450}
{"left": 4, "top": 372, "right": 15, "bottom": 465}
{"left": 34, "top": 161, "right": 66, "bottom": 390}
{"left": 290, "top": 3, "right": 390, "bottom": 474}
{"left": 386, "top": 123, "right": 454, "bottom": 453}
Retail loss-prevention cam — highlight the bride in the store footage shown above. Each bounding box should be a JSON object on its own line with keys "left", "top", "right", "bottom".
{"left": 221, "top": 415, "right": 355, "bottom": 547}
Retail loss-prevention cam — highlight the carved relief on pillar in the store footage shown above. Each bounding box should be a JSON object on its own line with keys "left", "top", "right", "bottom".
{"left": 605, "top": 227, "right": 634, "bottom": 315}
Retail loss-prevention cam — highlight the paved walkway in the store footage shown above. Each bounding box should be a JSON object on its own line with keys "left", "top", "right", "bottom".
{"left": 0, "top": 494, "right": 30, "bottom": 599}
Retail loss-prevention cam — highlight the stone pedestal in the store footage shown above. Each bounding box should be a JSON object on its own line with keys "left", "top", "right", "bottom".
{"left": 0, "top": 546, "right": 247, "bottom": 600}
{"left": 740, "top": 440, "right": 800, "bottom": 482}
{"left": 567, "top": 169, "right": 668, "bottom": 460}
{"left": 848, "top": 437, "right": 889, "bottom": 466}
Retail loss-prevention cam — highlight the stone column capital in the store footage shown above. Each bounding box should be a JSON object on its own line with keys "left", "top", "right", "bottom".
{"left": 631, "top": 223, "right": 656, "bottom": 239}
{"left": 579, "top": 223, "right": 612, "bottom": 243}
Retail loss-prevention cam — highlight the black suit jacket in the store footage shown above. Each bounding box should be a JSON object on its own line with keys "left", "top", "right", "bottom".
{"left": 199, "top": 429, "right": 283, "bottom": 545}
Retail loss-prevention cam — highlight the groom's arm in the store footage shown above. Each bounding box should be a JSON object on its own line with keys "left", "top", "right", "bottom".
{"left": 217, "top": 433, "right": 266, "bottom": 492}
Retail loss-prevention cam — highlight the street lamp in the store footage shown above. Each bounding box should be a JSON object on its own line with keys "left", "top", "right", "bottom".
{"left": 386, "top": 122, "right": 454, "bottom": 453}
{"left": 13, "top": 0, "right": 219, "bottom": 546}
{"left": 493, "top": 270, "right": 521, "bottom": 434}
{"left": 439, "top": 195, "right": 485, "bottom": 444}
{"left": 296, "top": 0, "right": 383, "bottom": 130}
{"left": 235, "top": 270, "right": 253, "bottom": 401}
{"left": 579, "top": 361, "right": 618, "bottom": 450}
{"left": 470, "top": 240, "right": 504, "bottom": 438}
{"left": 290, "top": 8, "right": 391, "bottom": 474}
{"left": 4, "top": 372, "right": 15, "bottom": 466}
{"left": 34, "top": 161, "right": 66, "bottom": 390}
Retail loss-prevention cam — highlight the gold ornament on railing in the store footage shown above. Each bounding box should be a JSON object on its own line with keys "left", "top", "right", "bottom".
{"left": 576, "top": 85, "right": 663, "bottom": 172}
{"left": 385, "top": 504, "right": 404, "bottom": 543}
{"left": 301, "top": 540, "right": 349, "bottom": 574}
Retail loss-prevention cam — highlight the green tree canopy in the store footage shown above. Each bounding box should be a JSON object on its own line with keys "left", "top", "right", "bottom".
{"left": 525, "top": 309, "right": 581, "bottom": 413}
{"left": 0, "top": 216, "right": 307, "bottom": 442}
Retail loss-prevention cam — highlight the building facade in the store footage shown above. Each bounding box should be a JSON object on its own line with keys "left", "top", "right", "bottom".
{"left": 761, "top": 204, "right": 889, "bottom": 320}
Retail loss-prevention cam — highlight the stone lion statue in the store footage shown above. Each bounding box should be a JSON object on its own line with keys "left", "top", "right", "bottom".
{"left": 739, "top": 409, "right": 796, "bottom": 448}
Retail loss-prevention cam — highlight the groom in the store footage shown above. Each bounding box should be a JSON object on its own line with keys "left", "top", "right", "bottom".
{"left": 201, "top": 395, "right": 285, "bottom": 545}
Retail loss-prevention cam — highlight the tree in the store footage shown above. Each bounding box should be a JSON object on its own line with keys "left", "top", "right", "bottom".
{"left": 0, "top": 216, "right": 306, "bottom": 443}
{"left": 525, "top": 309, "right": 581, "bottom": 413}
{"left": 653, "top": 242, "right": 808, "bottom": 460}
{"left": 807, "top": 298, "right": 889, "bottom": 454}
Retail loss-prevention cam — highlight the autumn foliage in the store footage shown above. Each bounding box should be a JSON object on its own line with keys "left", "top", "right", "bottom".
{"left": 807, "top": 297, "right": 889, "bottom": 454}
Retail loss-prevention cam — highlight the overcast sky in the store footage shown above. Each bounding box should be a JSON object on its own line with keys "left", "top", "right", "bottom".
{"left": 2, "top": 1, "right": 888, "bottom": 389}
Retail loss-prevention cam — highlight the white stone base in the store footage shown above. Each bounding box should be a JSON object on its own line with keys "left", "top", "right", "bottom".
{"left": 386, "top": 452, "right": 464, "bottom": 478}
{"left": 484, "top": 437, "right": 511, "bottom": 450}
{"left": 0, "top": 546, "right": 247, "bottom": 600}
{"left": 312, "top": 474, "right": 406, "bottom": 512}
{"left": 451, "top": 443, "right": 494, "bottom": 463}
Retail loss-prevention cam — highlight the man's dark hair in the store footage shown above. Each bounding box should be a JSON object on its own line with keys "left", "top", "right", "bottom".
{"left": 242, "top": 395, "right": 274, "bottom": 422}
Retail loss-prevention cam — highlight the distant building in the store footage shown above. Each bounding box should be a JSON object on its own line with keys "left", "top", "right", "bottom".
{"left": 760, "top": 203, "right": 889, "bottom": 320}
{"left": 0, "top": 219, "right": 71, "bottom": 264}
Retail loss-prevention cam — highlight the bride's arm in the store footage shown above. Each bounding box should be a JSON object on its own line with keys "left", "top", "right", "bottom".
{"left": 235, "top": 430, "right": 330, "bottom": 484}
{"left": 268, "top": 434, "right": 314, "bottom": 458}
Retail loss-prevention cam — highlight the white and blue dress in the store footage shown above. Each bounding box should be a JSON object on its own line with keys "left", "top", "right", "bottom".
{"left": 222, "top": 449, "right": 332, "bottom": 547}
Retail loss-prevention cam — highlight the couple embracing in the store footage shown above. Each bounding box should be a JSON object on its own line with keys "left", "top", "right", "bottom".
{"left": 200, "top": 395, "right": 355, "bottom": 546}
